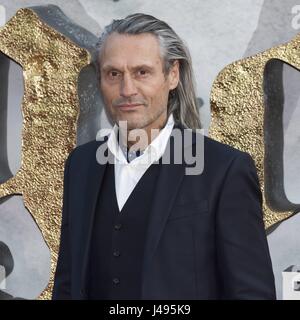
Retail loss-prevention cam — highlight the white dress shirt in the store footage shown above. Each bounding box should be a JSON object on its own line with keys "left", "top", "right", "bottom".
{"left": 107, "top": 113, "right": 175, "bottom": 211}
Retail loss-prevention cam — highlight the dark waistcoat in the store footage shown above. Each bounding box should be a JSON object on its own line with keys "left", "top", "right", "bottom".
{"left": 88, "top": 162, "right": 160, "bottom": 299}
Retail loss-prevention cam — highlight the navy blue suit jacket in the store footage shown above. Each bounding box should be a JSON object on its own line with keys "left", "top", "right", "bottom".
{"left": 52, "top": 127, "right": 276, "bottom": 300}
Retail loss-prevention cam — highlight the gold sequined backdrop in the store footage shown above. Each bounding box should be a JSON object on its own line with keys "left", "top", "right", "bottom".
{"left": 209, "top": 34, "right": 300, "bottom": 228}
{"left": 0, "top": 8, "right": 90, "bottom": 299}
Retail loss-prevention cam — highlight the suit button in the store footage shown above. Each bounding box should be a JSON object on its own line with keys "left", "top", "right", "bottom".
{"left": 113, "top": 278, "right": 120, "bottom": 285}
{"left": 113, "top": 250, "right": 120, "bottom": 257}
{"left": 114, "top": 223, "right": 122, "bottom": 230}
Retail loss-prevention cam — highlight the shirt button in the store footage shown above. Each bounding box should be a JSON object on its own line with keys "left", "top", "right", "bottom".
{"left": 113, "top": 278, "right": 120, "bottom": 285}
{"left": 114, "top": 223, "right": 122, "bottom": 230}
{"left": 113, "top": 250, "right": 120, "bottom": 257}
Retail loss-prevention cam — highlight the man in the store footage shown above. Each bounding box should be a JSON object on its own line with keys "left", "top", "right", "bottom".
{"left": 52, "top": 13, "right": 276, "bottom": 300}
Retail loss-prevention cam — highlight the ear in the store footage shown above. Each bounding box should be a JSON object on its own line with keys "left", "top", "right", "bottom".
{"left": 168, "top": 60, "right": 180, "bottom": 90}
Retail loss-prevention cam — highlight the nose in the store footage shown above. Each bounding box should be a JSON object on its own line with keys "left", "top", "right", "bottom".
{"left": 120, "top": 73, "right": 138, "bottom": 98}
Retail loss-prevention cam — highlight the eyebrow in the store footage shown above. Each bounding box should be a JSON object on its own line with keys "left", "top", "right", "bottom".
{"left": 101, "top": 64, "right": 155, "bottom": 72}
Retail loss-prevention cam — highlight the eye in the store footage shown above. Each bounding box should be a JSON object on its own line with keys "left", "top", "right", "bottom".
{"left": 108, "top": 70, "right": 121, "bottom": 79}
{"left": 137, "top": 69, "right": 149, "bottom": 77}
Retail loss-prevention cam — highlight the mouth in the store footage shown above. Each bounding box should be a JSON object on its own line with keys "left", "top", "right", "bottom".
{"left": 116, "top": 103, "right": 143, "bottom": 110}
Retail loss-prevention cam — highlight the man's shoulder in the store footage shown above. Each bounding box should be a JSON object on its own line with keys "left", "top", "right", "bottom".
{"left": 183, "top": 126, "right": 249, "bottom": 161}
{"left": 203, "top": 135, "right": 247, "bottom": 160}
{"left": 67, "top": 138, "right": 107, "bottom": 164}
{"left": 175, "top": 124, "right": 248, "bottom": 162}
{"left": 201, "top": 134, "right": 255, "bottom": 174}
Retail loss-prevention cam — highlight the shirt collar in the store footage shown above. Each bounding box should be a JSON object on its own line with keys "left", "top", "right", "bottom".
{"left": 107, "top": 113, "right": 175, "bottom": 165}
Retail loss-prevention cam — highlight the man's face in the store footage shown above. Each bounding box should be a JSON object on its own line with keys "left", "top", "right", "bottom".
{"left": 99, "top": 32, "right": 179, "bottom": 131}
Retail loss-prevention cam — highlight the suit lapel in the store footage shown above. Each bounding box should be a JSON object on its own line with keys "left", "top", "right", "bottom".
{"left": 142, "top": 126, "right": 190, "bottom": 296}
{"left": 142, "top": 160, "right": 186, "bottom": 265}
{"left": 80, "top": 139, "right": 111, "bottom": 293}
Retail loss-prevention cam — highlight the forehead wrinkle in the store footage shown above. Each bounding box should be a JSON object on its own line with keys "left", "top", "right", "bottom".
{"left": 101, "top": 62, "right": 159, "bottom": 73}
{"left": 99, "top": 33, "right": 164, "bottom": 72}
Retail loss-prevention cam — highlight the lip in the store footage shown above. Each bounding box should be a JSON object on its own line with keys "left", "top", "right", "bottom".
{"left": 117, "top": 103, "right": 142, "bottom": 110}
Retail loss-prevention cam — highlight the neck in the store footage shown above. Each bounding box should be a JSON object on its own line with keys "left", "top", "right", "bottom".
{"left": 119, "top": 112, "right": 169, "bottom": 150}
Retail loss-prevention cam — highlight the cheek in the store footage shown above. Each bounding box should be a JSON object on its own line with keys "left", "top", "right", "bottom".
{"left": 148, "top": 86, "right": 169, "bottom": 105}
{"left": 142, "top": 82, "right": 167, "bottom": 101}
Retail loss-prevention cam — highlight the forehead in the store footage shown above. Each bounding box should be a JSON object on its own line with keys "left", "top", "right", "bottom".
{"left": 100, "top": 32, "right": 163, "bottom": 69}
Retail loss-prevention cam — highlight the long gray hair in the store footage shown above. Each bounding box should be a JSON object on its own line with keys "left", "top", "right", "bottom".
{"left": 95, "top": 13, "right": 201, "bottom": 129}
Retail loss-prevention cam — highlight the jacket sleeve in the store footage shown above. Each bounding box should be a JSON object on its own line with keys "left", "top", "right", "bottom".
{"left": 216, "top": 152, "right": 276, "bottom": 299}
{"left": 52, "top": 151, "right": 73, "bottom": 300}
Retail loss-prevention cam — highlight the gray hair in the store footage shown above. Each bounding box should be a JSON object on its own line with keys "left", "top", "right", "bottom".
{"left": 95, "top": 13, "right": 201, "bottom": 129}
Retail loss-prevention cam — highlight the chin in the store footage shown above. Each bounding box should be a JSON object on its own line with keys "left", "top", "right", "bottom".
{"left": 126, "top": 121, "right": 146, "bottom": 130}
{"left": 116, "top": 116, "right": 147, "bottom": 130}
